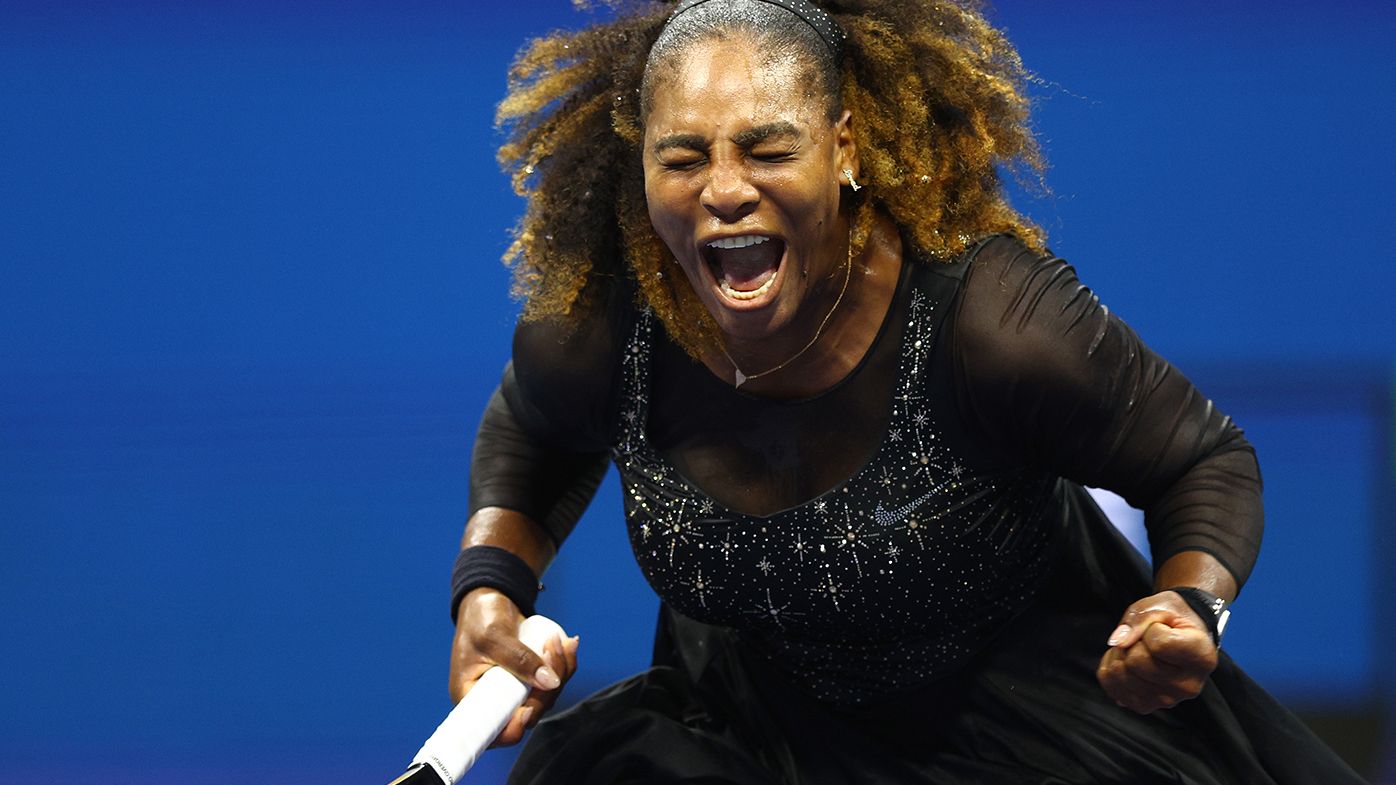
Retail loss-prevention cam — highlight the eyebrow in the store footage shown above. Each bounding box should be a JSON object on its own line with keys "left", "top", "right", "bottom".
{"left": 651, "top": 121, "right": 802, "bottom": 155}
{"left": 731, "top": 121, "right": 800, "bottom": 148}
{"left": 652, "top": 133, "right": 708, "bottom": 155}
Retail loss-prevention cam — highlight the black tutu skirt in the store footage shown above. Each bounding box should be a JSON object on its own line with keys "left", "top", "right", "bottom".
{"left": 508, "top": 486, "right": 1367, "bottom": 785}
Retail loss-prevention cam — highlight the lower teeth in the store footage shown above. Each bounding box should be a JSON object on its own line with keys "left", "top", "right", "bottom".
{"left": 720, "top": 269, "right": 778, "bottom": 300}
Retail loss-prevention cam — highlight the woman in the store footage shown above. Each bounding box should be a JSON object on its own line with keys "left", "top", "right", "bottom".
{"left": 447, "top": 1, "right": 1366, "bottom": 782}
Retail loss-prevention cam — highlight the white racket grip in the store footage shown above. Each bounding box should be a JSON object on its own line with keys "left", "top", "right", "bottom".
{"left": 410, "top": 615, "right": 568, "bottom": 785}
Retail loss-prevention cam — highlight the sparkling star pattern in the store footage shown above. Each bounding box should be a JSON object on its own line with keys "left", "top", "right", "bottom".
{"left": 611, "top": 287, "right": 1057, "bottom": 704}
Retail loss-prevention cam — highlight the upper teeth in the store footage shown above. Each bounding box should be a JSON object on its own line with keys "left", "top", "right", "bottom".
{"left": 707, "top": 235, "right": 769, "bottom": 250}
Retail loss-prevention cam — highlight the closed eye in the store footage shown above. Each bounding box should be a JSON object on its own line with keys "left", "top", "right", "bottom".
{"left": 748, "top": 139, "right": 800, "bottom": 163}
{"left": 660, "top": 156, "right": 706, "bottom": 171}
{"left": 750, "top": 151, "right": 796, "bottom": 163}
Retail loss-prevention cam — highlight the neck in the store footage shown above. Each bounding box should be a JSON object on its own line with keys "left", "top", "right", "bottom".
{"left": 712, "top": 213, "right": 903, "bottom": 397}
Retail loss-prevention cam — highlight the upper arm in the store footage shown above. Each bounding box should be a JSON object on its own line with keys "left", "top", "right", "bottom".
{"left": 467, "top": 292, "right": 631, "bottom": 546}
{"left": 505, "top": 293, "right": 630, "bottom": 452}
{"left": 950, "top": 236, "right": 1262, "bottom": 585}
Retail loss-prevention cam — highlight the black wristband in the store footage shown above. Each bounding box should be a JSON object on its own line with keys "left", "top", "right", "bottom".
{"left": 450, "top": 545, "right": 541, "bottom": 622}
{"left": 1166, "top": 587, "right": 1231, "bottom": 647}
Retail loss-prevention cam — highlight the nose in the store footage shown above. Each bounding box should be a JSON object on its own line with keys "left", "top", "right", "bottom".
{"left": 700, "top": 160, "right": 758, "bottom": 222}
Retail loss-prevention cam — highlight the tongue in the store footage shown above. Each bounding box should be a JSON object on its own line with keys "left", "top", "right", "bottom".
{"left": 712, "top": 243, "right": 780, "bottom": 292}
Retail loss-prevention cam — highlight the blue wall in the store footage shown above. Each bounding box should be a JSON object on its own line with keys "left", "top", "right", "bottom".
{"left": 2, "top": 1, "right": 1393, "bottom": 782}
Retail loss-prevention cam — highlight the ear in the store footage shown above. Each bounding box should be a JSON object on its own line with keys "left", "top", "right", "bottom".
{"left": 833, "top": 109, "right": 859, "bottom": 184}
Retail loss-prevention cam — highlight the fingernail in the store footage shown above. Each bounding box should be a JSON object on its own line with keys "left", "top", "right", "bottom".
{"left": 1107, "top": 624, "right": 1130, "bottom": 646}
{"left": 535, "top": 666, "right": 561, "bottom": 690}
{"left": 519, "top": 706, "right": 534, "bottom": 726}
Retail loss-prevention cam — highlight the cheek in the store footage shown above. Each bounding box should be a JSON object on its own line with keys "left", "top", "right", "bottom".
{"left": 760, "top": 163, "right": 834, "bottom": 207}
{"left": 644, "top": 179, "right": 695, "bottom": 245}
{"left": 641, "top": 170, "right": 663, "bottom": 223}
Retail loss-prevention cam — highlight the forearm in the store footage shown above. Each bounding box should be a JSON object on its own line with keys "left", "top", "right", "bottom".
{"left": 450, "top": 507, "right": 556, "bottom": 625}
{"left": 460, "top": 506, "right": 558, "bottom": 577}
{"left": 1142, "top": 435, "right": 1262, "bottom": 592}
{"left": 471, "top": 382, "right": 611, "bottom": 546}
{"left": 1152, "top": 550, "right": 1238, "bottom": 603}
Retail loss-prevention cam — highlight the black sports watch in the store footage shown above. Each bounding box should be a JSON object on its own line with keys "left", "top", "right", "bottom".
{"left": 1167, "top": 587, "right": 1231, "bottom": 647}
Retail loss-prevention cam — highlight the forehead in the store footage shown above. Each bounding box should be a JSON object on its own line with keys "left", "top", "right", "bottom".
{"left": 645, "top": 37, "right": 825, "bottom": 138}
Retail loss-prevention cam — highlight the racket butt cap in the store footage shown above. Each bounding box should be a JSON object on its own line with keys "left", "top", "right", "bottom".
{"left": 387, "top": 762, "right": 447, "bottom": 785}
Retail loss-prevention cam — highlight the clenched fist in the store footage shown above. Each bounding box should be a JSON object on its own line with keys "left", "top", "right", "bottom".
{"left": 1096, "top": 590, "right": 1218, "bottom": 714}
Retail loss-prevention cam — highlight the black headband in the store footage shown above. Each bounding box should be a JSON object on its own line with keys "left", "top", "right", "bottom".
{"left": 665, "top": 0, "right": 847, "bottom": 62}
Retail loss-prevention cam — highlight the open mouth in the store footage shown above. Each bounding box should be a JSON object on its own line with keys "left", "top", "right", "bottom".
{"left": 701, "top": 235, "right": 786, "bottom": 305}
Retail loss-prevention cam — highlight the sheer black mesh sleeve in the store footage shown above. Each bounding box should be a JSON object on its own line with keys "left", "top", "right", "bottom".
{"left": 466, "top": 289, "right": 632, "bottom": 547}
{"left": 950, "top": 236, "right": 1263, "bottom": 588}
{"left": 468, "top": 377, "right": 610, "bottom": 547}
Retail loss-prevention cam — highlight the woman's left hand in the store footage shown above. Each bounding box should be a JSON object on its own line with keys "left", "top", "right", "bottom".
{"left": 1096, "top": 591, "right": 1218, "bottom": 713}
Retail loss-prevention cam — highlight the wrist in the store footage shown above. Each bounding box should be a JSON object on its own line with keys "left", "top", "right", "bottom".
{"left": 1165, "top": 586, "right": 1231, "bottom": 647}
{"left": 449, "top": 545, "right": 543, "bottom": 622}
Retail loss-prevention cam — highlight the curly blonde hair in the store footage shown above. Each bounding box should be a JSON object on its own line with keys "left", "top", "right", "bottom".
{"left": 496, "top": 0, "right": 1046, "bottom": 358}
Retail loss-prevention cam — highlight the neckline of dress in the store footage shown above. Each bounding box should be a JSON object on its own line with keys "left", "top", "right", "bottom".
{"left": 630, "top": 260, "right": 937, "bottom": 522}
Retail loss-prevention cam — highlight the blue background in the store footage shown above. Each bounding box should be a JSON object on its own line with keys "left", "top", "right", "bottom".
{"left": 2, "top": 1, "right": 1393, "bottom": 782}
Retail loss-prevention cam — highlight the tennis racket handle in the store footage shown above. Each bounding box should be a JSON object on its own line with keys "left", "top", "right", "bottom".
{"left": 393, "top": 615, "right": 567, "bottom": 785}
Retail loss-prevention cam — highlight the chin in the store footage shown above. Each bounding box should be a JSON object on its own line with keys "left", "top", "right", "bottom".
{"left": 704, "top": 293, "right": 800, "bottom": 344}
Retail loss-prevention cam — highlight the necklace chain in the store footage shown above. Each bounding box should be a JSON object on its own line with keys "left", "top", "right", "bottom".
{"left": 718, "top": 230, "right": 854, "bottom": 388}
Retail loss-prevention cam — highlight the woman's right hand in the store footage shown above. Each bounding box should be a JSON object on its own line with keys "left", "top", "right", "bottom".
{"left": 448, "top": 587, "right": 579, "bottom": 747}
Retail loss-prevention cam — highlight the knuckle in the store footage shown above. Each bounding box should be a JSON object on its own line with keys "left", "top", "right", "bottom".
{"left": 1121, "top": 658, "right": 1152, "bottom": 680}
{"left": 1097, "top": 663, "right": 1118, "bottom": 685}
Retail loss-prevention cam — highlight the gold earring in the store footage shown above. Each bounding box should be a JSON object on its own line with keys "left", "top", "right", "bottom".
{"left": 843, "top": 168, "right": 861, "bottom": 192}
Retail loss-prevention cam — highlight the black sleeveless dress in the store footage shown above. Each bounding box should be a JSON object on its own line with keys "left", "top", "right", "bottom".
{"left": 470, "top": 235, "right": 1366, "bottom": 784}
